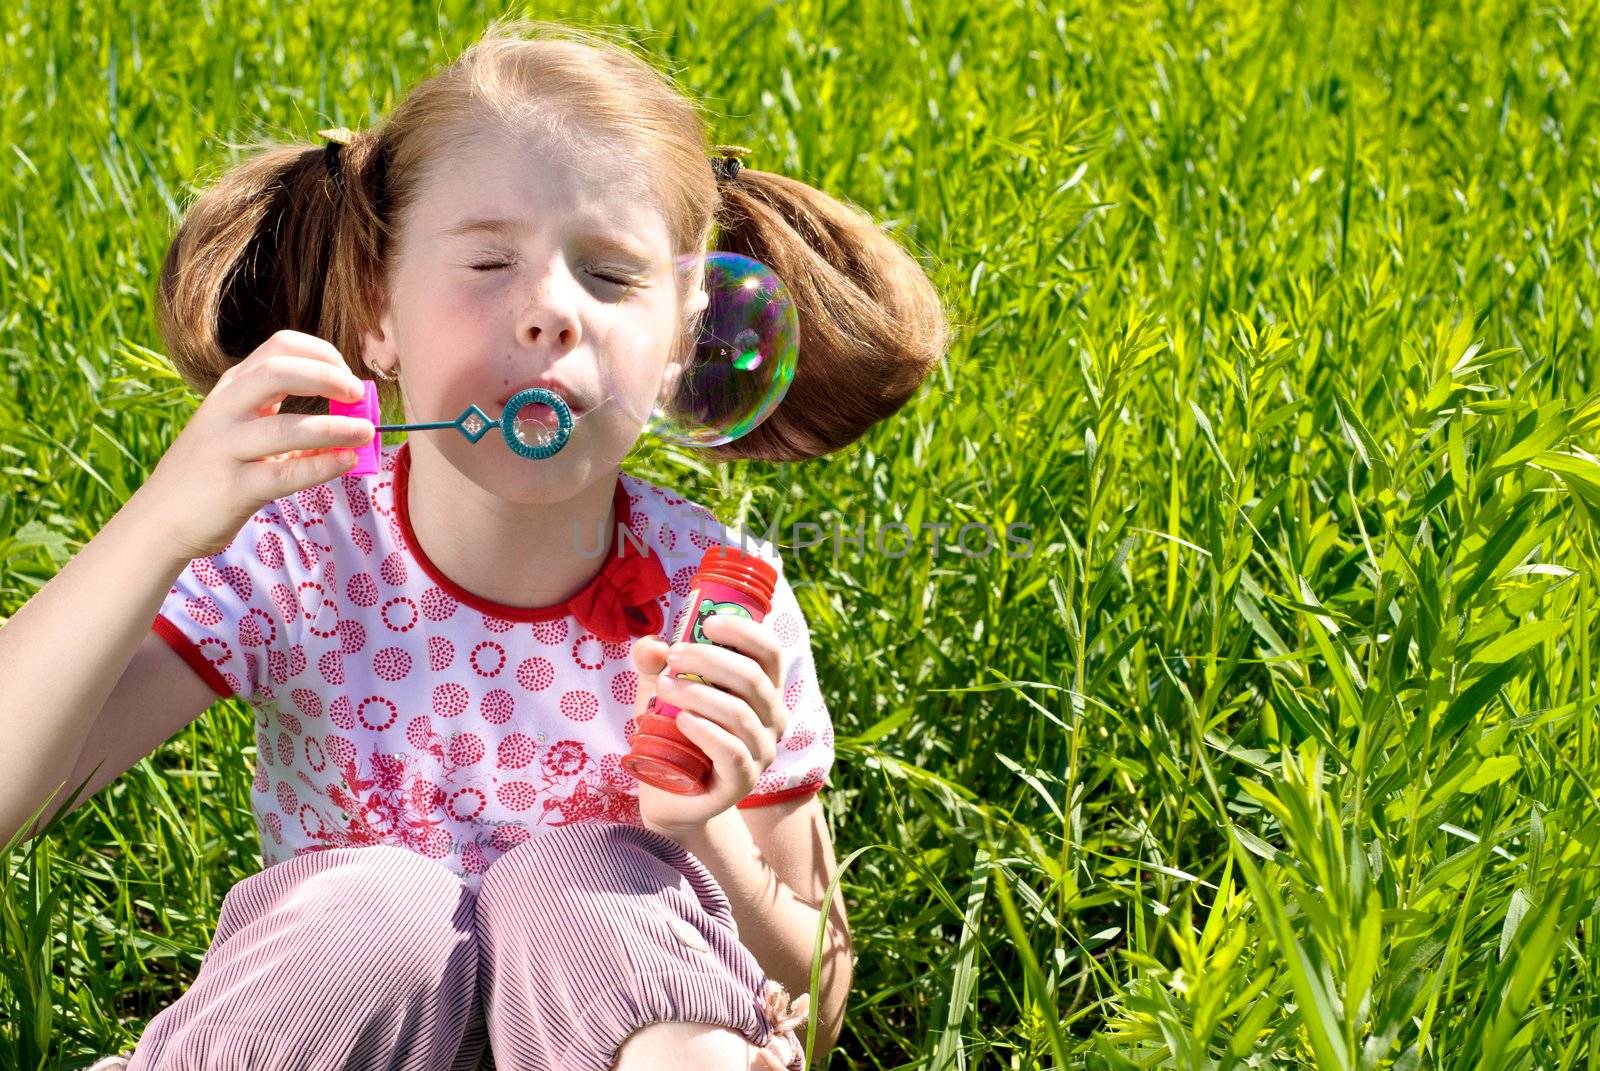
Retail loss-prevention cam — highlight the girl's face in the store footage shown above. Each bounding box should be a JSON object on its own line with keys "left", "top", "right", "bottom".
{"left": 361, "top": 123, "right": 692, "bottom": 502}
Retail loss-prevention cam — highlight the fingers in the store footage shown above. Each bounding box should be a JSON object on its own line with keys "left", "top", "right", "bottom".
{"left": 664, "top": 638, "right": 786, "bottom": 735}
{"left": 630, "top": 636, "right": 671, "bottom": 716}
{"left": 238, "top": 412, "right": 376, "bottom": 465}
{"left": 227, "top": 354, "right": 367, "bottom": 422}
{"left": 200, "top": 332, "right": 369, "bottom": 469}
{"left": 674, "top": 701, "right": 769, "bottom": 781}
{"left": 158, "top": 331, "right": 369, "bottom": 546}
{"left": 697, "top": 615, "right": 782, "bottom": 686}
{"left": 237, "top": 446, "right": 361, "bottom": 504}
{"left": 659, "top": 676, "right": 777, "bottom": 767}
{"left": 631, "top": 635, "right": 670, "bottom": 676}
{"left": 222, "top": 328, "right": 352, "bottom": 385}
{"left": 751, "top": 1044, "right": 788, "bottom": 1071}
{"left": 217, "top": 330, "right": 366, "bottom": 422}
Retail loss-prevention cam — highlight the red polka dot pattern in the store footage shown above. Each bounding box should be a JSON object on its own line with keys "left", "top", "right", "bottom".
{"left": 428, "top": 635, "right": 455, "bottom": 672}
{"left": 257, "top": 531, "right": 285, "bottom": 569}
{"left": 373, "top": 646, "right": 411, "bottom": 681}
{"left": 421, "top": 587, "right": 456, "bottom": 621}
{"left": 405, "top": 715, "right": 437, "bottom": 750}
{"left": 490, "top": 823, "right": 531, "bottom": 852}
{"left": 531, "top": 619, "right": 568, "bottom": 646}
{"left": 157, "top": 443, "right": 833, "bottom": 888}
{"left": 516, "top": 657, "right": 554, "bottom": 692}
{"left": 496, "top": 732, "right": 537, "bottom": 768}
{"left": 497, "top": 781, "right": 537, "bottom": 811}
{"left": 323, "top": 734, "right": 356, "bottom": 767}
{"left": 560, "top": 690, "right": 599, "bottom": 722}
{"left": 470, "top": 641, "right": 507, "bottom": 677}
{"left": 481, "top": 688, "right": 516, "bottom": 725}
{"left": 610, "top": 670, "right": 638, "bottom": 707}
{"left": 336, "top": 619, "right": 366, "bottom": 655}
{"left": 184, "top": 595, "right": 221, "bottom": 627}
{"left": 448, "top": 732, "right": 484, "bottom": 767}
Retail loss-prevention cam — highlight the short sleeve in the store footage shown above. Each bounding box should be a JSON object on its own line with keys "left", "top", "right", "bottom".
{"left": 737, "top": 549, "right": 836, "bottom": 808}
{"left": 151, "top": 506, "right": 313, "bottom": 704}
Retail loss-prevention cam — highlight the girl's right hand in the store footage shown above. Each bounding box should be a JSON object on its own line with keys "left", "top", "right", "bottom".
{"left": 142, "top": 329, "right": 377, "bottom": 562}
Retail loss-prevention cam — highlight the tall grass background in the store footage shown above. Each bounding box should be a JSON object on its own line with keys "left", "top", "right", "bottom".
{"left": 5, "top": 0, "right": 1600, "bottom": 1067}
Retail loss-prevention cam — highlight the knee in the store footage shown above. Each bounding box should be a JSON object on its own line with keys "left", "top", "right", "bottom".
{"left": 301, "top": 843, "right": 466, "bottom": 915}
{"left": 478, "top": 827, "right": 559, "bottom": 891}
{"left": 286, "top": 845, "right": 476, "bottom": 987}
{"left": 130, "top": 847, "right": 478, "bottom": 1066}
{"left": 610, "top": 1021, "right": 765, "bottom": 1071}
{"left": 479, "top": 822, "right": 662, "bottom": 906}
{"left": 475, "top": 822, "right": 711, "bottom": 966}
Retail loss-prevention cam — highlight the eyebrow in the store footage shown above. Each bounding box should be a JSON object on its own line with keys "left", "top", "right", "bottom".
{"left": 440, "top": 217, "right": 656, "bottom": 262}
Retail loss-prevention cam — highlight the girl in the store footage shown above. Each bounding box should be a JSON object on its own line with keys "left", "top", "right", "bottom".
{"left": 1, "top": 17, "right": 947, "bottom": 1071}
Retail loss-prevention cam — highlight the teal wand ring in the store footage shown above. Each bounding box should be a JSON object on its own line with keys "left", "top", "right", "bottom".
{"left": 330, "top": 382, "right": 573, "bottom": 475}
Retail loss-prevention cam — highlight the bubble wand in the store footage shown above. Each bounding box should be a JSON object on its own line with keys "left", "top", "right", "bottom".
{"left": 330, "top": 251, "right": 797, "bottom": 476}
{"left": 330, "top": 383, "right": 577, "bottom": 476}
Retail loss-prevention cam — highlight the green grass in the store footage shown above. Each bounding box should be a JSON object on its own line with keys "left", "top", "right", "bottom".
{"left": 6, "top": 0, "right": 1600, "bottom": 1067}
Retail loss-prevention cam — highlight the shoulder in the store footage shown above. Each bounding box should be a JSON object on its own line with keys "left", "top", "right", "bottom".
{"left": 252, "top": 470, "right": 369, "bottom": 573}
{"left": 196, "top": 460, "right": 381, "bottom": 623}
{"left": 620, "top": 471, "right": 786, "bottom": 582}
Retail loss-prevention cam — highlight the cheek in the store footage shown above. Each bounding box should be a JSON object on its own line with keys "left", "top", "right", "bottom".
{"left": 394, "top": 261, "right": 483, "bottom": 327}
{"left": 448, "top": 278, "right": 502, "bottom": 314}
{"left": 408, "top": 281, "right": 506, "bottom": 344}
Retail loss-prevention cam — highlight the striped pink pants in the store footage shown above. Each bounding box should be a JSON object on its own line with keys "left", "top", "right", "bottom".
{"left": 125, "top": 822, "right": 809, "bottom": 1071}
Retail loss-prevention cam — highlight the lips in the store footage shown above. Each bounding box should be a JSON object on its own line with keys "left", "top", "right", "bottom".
{"left": 498, "top": 379, "right": 586, "bottom": 416}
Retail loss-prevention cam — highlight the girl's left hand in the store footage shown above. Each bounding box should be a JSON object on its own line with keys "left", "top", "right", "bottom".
{"left": 628, "top": 614, "right": 790, "bottom": 839}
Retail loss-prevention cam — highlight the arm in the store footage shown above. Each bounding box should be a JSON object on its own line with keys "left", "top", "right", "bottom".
{"left": 676, "top": 794, "right": 854, "bottom": 1056}
{"left": 0, "top": 491, "right": 196, "bottom": 844}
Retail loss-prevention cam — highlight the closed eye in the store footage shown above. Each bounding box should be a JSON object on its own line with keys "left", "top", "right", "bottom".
{"left": 468, "top": 261, "right": 636, "bottom": 287}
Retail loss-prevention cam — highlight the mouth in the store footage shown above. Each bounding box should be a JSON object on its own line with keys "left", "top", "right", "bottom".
{"left": 498, "top": 382, "right": 587, "bottom": 418}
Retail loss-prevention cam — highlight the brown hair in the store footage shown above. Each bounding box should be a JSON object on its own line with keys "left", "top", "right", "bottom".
{"left": 155, "top": 18, "right": 950, "bottom": 462}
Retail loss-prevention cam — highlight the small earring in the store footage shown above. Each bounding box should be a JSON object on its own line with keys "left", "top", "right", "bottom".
{"left": 367, "top": 360, "right": 399, "bottom": 383}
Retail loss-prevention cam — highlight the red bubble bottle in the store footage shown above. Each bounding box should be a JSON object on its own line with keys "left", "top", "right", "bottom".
{"left": 622, "top": 543, "right": 778, "bottom": 794}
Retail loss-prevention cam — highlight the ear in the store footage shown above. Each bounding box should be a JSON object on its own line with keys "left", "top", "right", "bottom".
{"left": 359, "top": 302, "right": 400, "bottom": 372}
{"left": 685, "top": 287, "right": 710, "bottom": 320}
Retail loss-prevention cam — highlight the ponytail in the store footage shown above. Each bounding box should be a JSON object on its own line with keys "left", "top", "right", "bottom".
{"left": 705, "top": 169, "right": 951, "bottom": 463}
{"left": 155, "top": 131, "right": 395, "bottom": 416}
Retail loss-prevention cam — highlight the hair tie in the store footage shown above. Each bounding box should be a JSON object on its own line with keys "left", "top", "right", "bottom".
{"left": 710, "top": 144, "right": 751, "bottom": 184}
{"left": 319, "top": 126, "right": 355, "bottom": 186}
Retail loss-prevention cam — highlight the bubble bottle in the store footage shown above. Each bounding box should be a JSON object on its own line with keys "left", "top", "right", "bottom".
{"left": 621, "top": 543, "right": 778, "bottom": 794}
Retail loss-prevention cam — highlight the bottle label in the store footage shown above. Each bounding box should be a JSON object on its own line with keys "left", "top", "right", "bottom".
{"left": 673, "top": 583, "right": 756, "bottom": 685}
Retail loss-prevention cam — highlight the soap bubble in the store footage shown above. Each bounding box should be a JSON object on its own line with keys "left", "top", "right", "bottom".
{"left": 599, "top": 251, "right": 798, "bottom": 448}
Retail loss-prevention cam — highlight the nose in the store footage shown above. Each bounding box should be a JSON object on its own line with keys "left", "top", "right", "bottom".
{"left": 515, "top": 257, "right": 583, "bottom": 355}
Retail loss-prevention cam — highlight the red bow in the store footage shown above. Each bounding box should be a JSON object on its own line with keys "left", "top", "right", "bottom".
{"left": 568, "top": 539, "right": 671, "bottom": 643}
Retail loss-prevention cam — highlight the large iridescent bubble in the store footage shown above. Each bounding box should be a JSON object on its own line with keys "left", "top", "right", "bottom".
{"left": 661, "top": 251, "right": 798, "bottom": 446}
{"left": 599, "top": 251, "right": 798, "bottom": 448}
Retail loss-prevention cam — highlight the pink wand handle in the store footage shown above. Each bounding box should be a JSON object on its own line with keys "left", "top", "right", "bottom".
{"left": 329, "top": 379, "right": 382, "bottom": 477}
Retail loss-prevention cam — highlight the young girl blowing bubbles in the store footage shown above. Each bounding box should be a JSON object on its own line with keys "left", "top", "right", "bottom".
{"left": 0, "top": 18, "right": 947, "bottom": 1071}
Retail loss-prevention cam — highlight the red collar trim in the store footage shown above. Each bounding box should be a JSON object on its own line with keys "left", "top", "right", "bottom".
{"left": 392, "top": 441, "right": 669, "bottom": 639}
